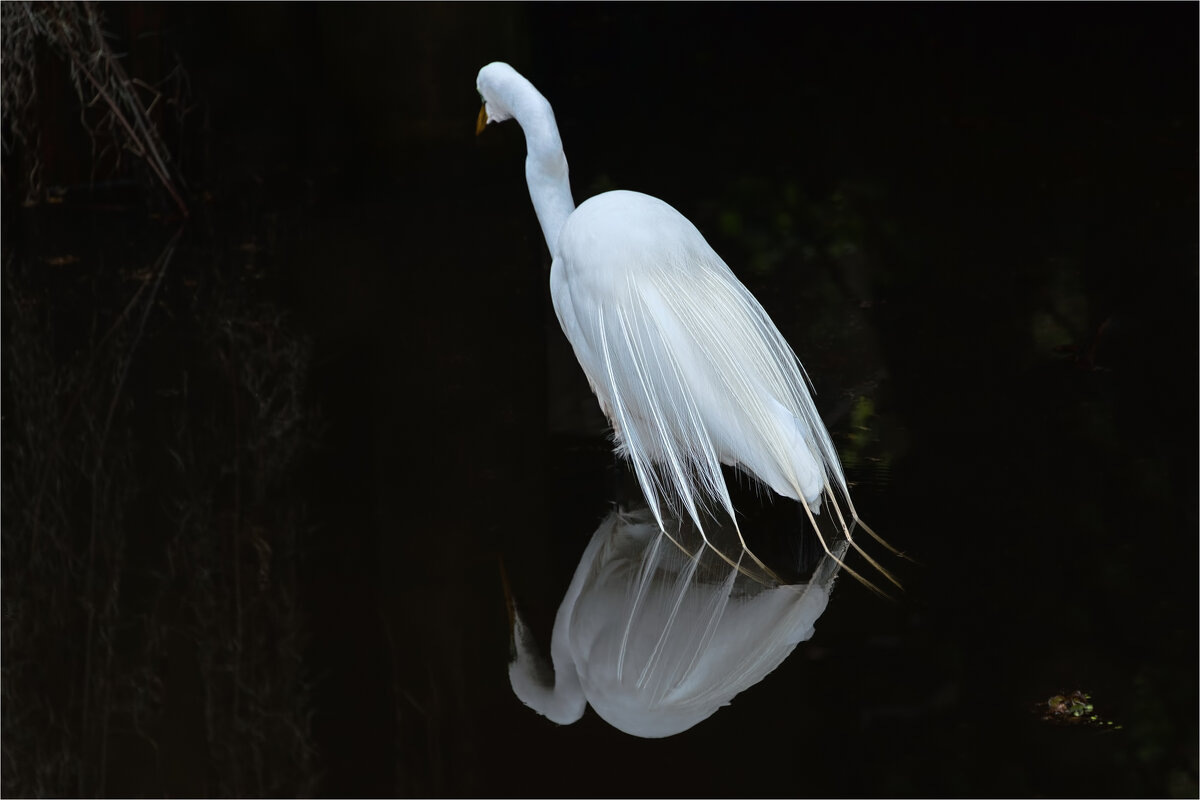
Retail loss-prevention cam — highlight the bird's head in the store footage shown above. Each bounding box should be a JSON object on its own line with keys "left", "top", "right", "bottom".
{"left": 475, "top": 61, "right": 519, "bottom": 134}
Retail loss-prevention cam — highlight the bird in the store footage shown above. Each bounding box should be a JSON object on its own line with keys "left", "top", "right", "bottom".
{"left": 475, "top": 61, "right": 899, "bottom": 595}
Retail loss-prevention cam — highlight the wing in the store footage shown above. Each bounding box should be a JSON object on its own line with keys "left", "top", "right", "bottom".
{"left": 552, "top": 190, "right": 850, "bottom": 534}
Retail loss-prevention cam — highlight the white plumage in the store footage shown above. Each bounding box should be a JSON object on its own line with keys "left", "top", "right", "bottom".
{"left": 507, "top": 507, "right": 845, "bottom": 738}
{"left": 553, "top": 190, "right": 829, "bottom": 521}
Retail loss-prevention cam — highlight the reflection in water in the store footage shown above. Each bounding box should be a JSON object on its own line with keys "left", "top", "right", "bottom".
{"left": 509, "top": 507, "right": 848, "bottom": 738}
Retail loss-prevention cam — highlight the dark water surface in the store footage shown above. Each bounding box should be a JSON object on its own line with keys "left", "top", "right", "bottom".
{"left": 3, "top": 4, "right": 1196, "bottom": 797}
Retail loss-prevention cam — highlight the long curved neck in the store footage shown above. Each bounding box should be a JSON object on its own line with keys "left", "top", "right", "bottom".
{"left": 508, "top": 608, "right": 586, "bottom": 725}
{"left": 506, "top": 516, "right": 616, "bottom": 726}
{"left": 524, "top": 128, "right": 575, "bottom": 258}
{"left": 488, "top": 69, "right": 576, "bottom": 257}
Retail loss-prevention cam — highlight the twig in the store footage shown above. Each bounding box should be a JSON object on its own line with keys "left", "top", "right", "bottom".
{"left": 79, "top": 227, "right": 182, "bottom": 792}
{"left": 72, "top": 56, "right": 188, "bottom": 218}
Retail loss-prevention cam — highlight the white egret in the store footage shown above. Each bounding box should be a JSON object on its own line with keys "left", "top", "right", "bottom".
{"left": 475, "top": 61, "right": 898, "bottom": 593}
{"left": 508, "top": 507, "right": 846, "bottom": 738}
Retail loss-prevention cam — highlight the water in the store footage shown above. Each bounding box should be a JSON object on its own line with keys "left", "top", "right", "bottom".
{"left": 3, "top": 4, "right": 1195, "bottom": 797}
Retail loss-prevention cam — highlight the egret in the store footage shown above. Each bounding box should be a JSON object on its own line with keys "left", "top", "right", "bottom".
{"left": 507, "top": 506, "right": 846, "bottom": 737}
{"left": 475, "top": 61, "right": 898, "bottom": 593}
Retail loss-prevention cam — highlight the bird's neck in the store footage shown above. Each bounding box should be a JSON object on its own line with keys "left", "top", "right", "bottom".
{"left": 508, "top": 611, "right": 587, "bottom": 725}
{"left": 525, "top": 152, "right": 574, "bottom": 259}
{"left": 509, "top": 92, "right": 575, "bottom": 257}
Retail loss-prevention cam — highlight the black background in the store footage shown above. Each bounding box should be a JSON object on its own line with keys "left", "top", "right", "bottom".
{"left": 3, "top": 3, "right": 1197, "bottom": 797}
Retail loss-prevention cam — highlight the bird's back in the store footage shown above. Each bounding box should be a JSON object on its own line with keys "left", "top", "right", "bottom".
{"left": 550, "top": 190, "right": 832, "bottom": 522}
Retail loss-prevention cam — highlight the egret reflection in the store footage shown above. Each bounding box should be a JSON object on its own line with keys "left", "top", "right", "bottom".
{"left": 508, "top": 506, "right": 848, "bottom": 738}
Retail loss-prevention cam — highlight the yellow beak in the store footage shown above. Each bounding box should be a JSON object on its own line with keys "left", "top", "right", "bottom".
{"left": 476, "top": 104, "right": 489, "bottom": 136}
